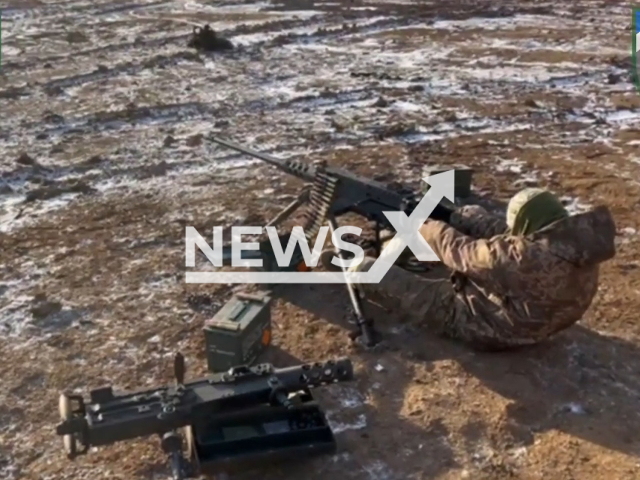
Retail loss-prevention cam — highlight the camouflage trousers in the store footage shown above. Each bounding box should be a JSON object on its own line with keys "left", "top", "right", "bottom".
{"left": 352, "top": 206, "right": 508, "bottom": 350}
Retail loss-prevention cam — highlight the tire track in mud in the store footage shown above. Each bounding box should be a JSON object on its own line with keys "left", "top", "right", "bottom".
{"left": 0, "top": 7, "right": 42, "bottom": 44}
{"left": 0, "top": 101, "right": 221, "bottom": 155}
{"left": 0, "top": 49, "right": 209, "bottom": 101}
{"left": 4, "top": 89, "right": 373, "bottom": 143}
{"left": 0, "top": 0, "right": 551, "bottom": 71}
{"left": 0, "top": 144, "right": 297, "bottom": 200}
{"left": 228, "top": 82, "right": 633, "bottom": 148}
{"left": 40, "top": 49, "right": 204, "bottom": 93}
{"left": 0, "top": 1, "right": 175, "bottom": 62}
{"left": 0, "top": 15, "right": 315, "bottom": 72}
{"left": 21, "top": 3, "right": 548, "bottom": 85}
{"left": 2, "top": 15, "right": 389, "bottom": 97}
{"left": 2, "top": 0, "right": 173, "bottom": 21}
{"left": 3, "top": 68, "right": 627, "bottom": 145}
{"left": 249, "top": 3, "right": 555, "bottom": 48}
{"left": 0, "top": 139, "right": 343, "bottom": 210}
{"left": 39, "top": 102, "right": 220, "bottom": 136}
{"left": 445, "top": 70, "right": 618, "bottom": 98}
{"left": 91, "top": 0, "right": 175, "bottom": 16}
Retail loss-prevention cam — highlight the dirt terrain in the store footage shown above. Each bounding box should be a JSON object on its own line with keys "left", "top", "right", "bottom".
{"left": 1, "top": 0, "right": 640, "bottom": 479}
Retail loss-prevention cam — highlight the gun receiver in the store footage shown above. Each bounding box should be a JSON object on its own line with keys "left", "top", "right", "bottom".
{"left": 56, "top": 355, "right": 354, "bottom": 478}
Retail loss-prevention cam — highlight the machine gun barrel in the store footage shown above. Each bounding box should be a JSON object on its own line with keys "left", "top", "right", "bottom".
{"left": 56, "top": 357, "right": 353, "bottom": 455}
{"left": 211, "top": 136, "right": 317, "bottom": 182}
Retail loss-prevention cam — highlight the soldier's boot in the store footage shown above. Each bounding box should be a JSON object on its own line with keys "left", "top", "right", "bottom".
{"left": 349, "top": 256, "right": 459, "bottom": 335}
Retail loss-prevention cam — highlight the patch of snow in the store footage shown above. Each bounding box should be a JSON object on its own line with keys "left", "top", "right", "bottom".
{"left": 363, "top": 460, "right": 396, "bottom": 480}
{"left": 327, "top": 413, "right": 367, "bottom": 433}
{"left": 606, "top": 110, "right": 640, "bottom": 125}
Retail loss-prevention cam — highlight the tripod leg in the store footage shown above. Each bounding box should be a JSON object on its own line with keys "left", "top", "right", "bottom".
{"left": 327, "top": 217, "right": 379, "bottom": 347}
{"left": 161, "top": 431, "right": 193, "bottom": 480}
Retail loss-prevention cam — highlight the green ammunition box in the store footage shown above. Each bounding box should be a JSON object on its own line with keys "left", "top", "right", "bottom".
{"left": 422, "top": 165, "right": 474, "bottom": 199}
{"left": 203, "top": 292, "right": 272, "bottom": 373}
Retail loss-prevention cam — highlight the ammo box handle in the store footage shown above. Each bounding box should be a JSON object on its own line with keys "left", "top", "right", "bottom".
{"left": 236, "top": 293, "right": 269, "bottom": 303}
{"left": 228, "top": 302, "right": 249, "bottom": 321}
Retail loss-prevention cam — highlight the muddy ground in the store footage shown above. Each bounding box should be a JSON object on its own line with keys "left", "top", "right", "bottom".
{"left": 1, "top": 0, "right": 640, "bottom": 479}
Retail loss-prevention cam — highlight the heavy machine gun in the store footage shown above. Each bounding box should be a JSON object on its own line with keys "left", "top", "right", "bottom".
{"left": 56, "top": 353, "right": 354, "bottom": 479}
{"left": 211, "top": 137, "right": 453, "bottom": 236}
{"left": 210, "top": 137, "right": 454, "bottom": 347}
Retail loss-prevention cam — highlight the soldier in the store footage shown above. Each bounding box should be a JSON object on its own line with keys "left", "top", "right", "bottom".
{"left": 342, "top": 188, "right": 617, "bottom": 350}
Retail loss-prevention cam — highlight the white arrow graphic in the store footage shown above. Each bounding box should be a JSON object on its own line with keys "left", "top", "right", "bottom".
{"left": 185, "top": 170, "right": 454, "bottom": 284}
{"left": 348, "top": 169, "right": 454, "bottom": 283}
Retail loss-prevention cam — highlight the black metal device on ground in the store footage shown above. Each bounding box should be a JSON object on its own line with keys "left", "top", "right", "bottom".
{"left": 192, "top": 388, "right": 336, "bottom": 475}
{"left": 55, "top": 353, "right": 353, "bottom": 479}
{"left": 209, "top": 136, "right": 469, "bottom": 347}
{"left": 204, "top": 291, "right": 273, "bottom": 372}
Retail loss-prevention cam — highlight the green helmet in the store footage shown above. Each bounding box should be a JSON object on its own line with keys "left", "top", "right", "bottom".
{"left": 506, "top": 188, "right": 568, "bottom": 235}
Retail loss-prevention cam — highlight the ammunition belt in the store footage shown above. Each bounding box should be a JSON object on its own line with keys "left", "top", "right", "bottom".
{"left": 302, "top": 166, "right": 338, "bottom": 242}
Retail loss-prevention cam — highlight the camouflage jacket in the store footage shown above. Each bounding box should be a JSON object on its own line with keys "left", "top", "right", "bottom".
{"left": 420, "top": 205, "right": 617, "bottom": 344}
